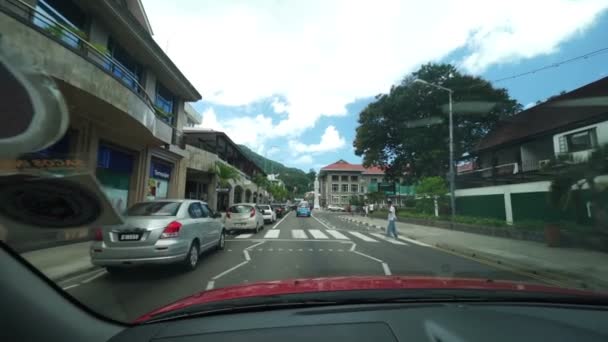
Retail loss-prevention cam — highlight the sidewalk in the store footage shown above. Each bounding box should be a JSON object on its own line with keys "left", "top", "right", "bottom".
{"left": 345, "top": 215, "right": 608, "bottom": 291}
{"left": 22, "top": 241, "right": 95, "bottom": 281}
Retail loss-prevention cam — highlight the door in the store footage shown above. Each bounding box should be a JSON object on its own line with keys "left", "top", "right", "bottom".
{"left": 204, "top": 204, "right": 222, "bottom": 240}
{"left": 185, "top": 202, "right": 207, "bottom": 249}
{"left": 188, "top": 202, "right": 215, "bottom": 250}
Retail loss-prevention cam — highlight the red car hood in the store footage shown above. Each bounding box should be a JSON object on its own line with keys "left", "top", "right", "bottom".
{"left": 135, "top": 275, "right": 599, "bottom": 323}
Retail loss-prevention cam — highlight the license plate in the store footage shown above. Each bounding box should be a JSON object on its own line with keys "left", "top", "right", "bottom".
{"left": 119, "top": 233, "right": 141, "bottom": 241}
{"left": 234, "top": 223, "right": 246, "bottom": 226}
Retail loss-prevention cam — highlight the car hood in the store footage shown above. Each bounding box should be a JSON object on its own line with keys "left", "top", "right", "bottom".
{"left": 135, "top": 275, "right": 598, "bottom": 323}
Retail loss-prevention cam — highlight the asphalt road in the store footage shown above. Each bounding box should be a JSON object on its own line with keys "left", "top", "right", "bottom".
{"left": 62, "top": 210, "right": 536, "bottom": 322}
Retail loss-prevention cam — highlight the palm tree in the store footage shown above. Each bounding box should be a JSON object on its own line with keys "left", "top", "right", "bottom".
{"left": 212, "top": 161, "right": 241, "bottom": 189}
{"left": 548, "top": 145, "right": 608, "bottom": 229}
{"left": 252, "top": 173, "right": 269, "bottom": 203}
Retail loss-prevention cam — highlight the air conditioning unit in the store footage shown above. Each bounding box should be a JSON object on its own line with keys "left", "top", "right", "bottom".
{"left": 538, "top": 159, "right": 551, "bottom": 168}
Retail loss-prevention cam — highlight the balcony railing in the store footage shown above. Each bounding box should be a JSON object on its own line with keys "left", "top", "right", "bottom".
{"left": 1, "top": 0, "right": 173, "bottom": 127}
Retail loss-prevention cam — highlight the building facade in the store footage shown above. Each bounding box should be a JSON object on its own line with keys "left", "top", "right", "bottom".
{"left": 318, "top": 160, "right": 385, "bottom": 207}
{"left": 456, "top": 76, "right": 608, "bottom": 225}
{"left": 1, "top": 0, "right": 201, "bottom": 213}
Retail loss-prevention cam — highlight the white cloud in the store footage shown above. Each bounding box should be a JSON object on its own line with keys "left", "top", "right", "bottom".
{"left": 199, "top": 108, "right": 224, "bottom": 131}
{"left": 271, "top": 98, "right": 288, "bottom": 114}
{"left": 145, "top": 0, "right": 608, "bottom": 138}
{"left": 198, "top": 109, "right": 276, "bottom": 150}
{"left": 289, "top": 126, "right": 346, "bottom": 154}
{"left": 292, "top": 155, "right": 313, "bottom": 165}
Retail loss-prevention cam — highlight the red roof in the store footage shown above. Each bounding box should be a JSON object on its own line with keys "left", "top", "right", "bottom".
{"left": 320, "top": 160, "right": 384, "bottom": 174}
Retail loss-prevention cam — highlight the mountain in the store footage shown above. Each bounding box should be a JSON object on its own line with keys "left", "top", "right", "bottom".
{"left": 238, "top": 144, "right": 312, "bottom": 196}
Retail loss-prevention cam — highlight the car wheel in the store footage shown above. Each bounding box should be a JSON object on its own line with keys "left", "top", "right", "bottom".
{"left": 183, "top": 241, "right": 200, "bottom": 271}
{"left": 216, "top": 230, "right": 226, "bottom": 251}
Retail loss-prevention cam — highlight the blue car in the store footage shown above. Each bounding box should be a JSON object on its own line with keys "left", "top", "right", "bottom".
{"left": 296, "top": 202, "right": 311, "bottom": 217}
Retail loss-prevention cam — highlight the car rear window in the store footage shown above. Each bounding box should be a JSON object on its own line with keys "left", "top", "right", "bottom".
{"left": 229, "top": 205, "right": 252, "bottom": 213}
{"left": 126, "top": 202, "right": 181, "bottom": 216}
{"left": 299, "top": 202, "right": 309, "bottom": 207}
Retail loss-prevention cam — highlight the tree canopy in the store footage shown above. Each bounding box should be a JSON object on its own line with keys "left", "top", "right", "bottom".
{"left": 353, "top": 63, "right": 521, "bottom": 182}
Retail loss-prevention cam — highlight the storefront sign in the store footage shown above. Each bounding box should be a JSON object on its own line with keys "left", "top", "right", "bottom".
{"left": 0, "top": 159, "right": 85, "bottom": 170}
{"left": 216, "top": 187, "right": 230, "bottom": 193}
{"left": 150, "top": 161, "right": 172, "bottom": 180}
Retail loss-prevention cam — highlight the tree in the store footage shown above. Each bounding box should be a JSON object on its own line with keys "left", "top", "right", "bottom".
{"left": 252, "top": 173, "right": 269, "bottom": 203}
{"left": 212, "top": 161, "right": 240, "bottom": 188}
{"left": 306, "top": 168, "right": 317, "bottom": 190}
{"left": 415, "top": 176, "right": 448, "bottom": 214}
{"left": 548, "top": 145, "right": 608, "bottom": 229}
{"left": 353, "top": 63, "right": 521, "bottom": 182}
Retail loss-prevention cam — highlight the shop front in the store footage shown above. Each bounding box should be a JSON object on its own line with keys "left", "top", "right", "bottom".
{"left": 147, "top": 159, "right": 173, "bottom": 200}
{"left": 96, "top": 144, "right": 135, "bottom": 214}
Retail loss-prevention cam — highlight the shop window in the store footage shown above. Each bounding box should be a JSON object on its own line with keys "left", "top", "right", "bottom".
{"left": 148, "top": 159, "right": 173, "bottom": 200}
{"left": 155, "top": 82, "right": 175, "bottom": 125}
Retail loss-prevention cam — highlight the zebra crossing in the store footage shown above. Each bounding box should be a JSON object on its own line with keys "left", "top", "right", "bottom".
{"left": 230, "top": 228, "right": 412, "bottom": 246}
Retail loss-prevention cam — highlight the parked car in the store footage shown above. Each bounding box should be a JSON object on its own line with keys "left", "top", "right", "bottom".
{"left": 225, "top": 203, "right": 264, "bottom": 233}
{"left": 258, "top": 204, "right": 276, "bottom": 223}
{"left": 90, "top": 200, "right": 225, "bottom": 273}
{"left": 296, "top": 201, "right": 311, "bottom": 217}
{"left": 271, "top": 203, "right": 285, "bottom": 218}
{"left": 327, "top": 205, "right": 344, "bottom": 212}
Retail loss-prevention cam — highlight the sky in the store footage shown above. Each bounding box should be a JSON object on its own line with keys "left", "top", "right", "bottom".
{"left": 143, "top": 0, "right": 608, "bottom": 172}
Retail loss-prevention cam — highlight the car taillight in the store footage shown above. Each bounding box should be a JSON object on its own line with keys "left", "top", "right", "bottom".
{"left": 226, "top": 211, "right": 231, "bottom": 219}
{"left": 93, "top": 228, "right": 103, "bottom": 241}
{"left": 160, "top": 221, "right": 182, "bottom": 239}
{"left": 250, "top": 207, "right": 255, "bottom": 217}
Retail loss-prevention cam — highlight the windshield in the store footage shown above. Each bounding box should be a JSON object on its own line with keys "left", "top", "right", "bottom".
{"left": 1, "top": 0, "right": 608, "bottom": 325}
{"left": 126, "top": 202, "right": 181, "bottom": 216}
{"left": 229, "top": 205, "right": 252, "bottom": 213}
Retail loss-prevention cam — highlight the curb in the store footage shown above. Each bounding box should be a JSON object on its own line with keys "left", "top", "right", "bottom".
{"left": 433, "top": 243, "right": 608, "bottom": 291}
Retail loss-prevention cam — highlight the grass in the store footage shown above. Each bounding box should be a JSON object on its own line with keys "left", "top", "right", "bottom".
{"left": 370, "top": 209, "right": 594, "bottom": 232}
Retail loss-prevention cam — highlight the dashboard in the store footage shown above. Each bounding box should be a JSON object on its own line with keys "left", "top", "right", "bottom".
{"left": 111, "top": 302, "right": 608, "bottom": 342}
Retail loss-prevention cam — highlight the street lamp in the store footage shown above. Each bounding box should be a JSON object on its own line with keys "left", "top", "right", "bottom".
{"left": 413, "top": 78, "right": 456, "bottom": 223}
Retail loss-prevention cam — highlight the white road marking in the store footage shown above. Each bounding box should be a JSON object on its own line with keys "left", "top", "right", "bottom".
{"left": 292, "top": 229, "right": 308, "bottom": 239}
{"left": 289, "top": 249, "right": 293, "bottom": 252}
{"left": 81, "top": 270, "right": 107, "bottom": 283}
{"left": 353, "top": 250, "right": 383, "bottom": 263}
{"left": 309, "top": 248, "right": 314, "bottom": 251}
{"left": 328, "top": 249, "right": 333, "bottom": 252}
{"left": 312, "top": 214, "right": 335, "bottom": 230}
{"left": 309, "top": 229, "right": 329, "bottom": 239}
{"left": 398, "top": 236, "right": 432, "bottom": 247}
{"left": 243, "top": 250, "right": 251, "bottom": 261}
{"left": 206, "top": 281, "right": 215, "bottom": 290}
{"left": 278, "top": 248, "right": 283, "bottom": 251}
{"left": 298, "top": 248, "right": 303, "bottom": 251}
{"left": 212, "top": 261, "right": 248, "bottom": 280}
{"left": 338, "top": 249, "right": 344, "bottom": 252}
{"left": 318, "top": 249, "right": 324, "bottom": 251}
{"left": 382, "top": 263, "right": 392, "bottom": 275}
{"left": 325, "top": 230, "right": 349, "bottom": 240}
{"left": 257, "top": 248, "right": 263, "bottom": 251}
{"left": 235, "top": 234, "right": 253, "bottom": 239}
{"left": 62, "top": 284, "right": 79, "bottom": 290}
{"left": 268, "top": 248, "right": 274, "bottom": 251}
{"left": 370, "top": 233, "right": 408, "bottom": 245}
{"left": 264, "top": 230, "right": 280, "bottom": 239}
{"left": 272, "top": 212, "right": 290, "bottom": 229}
{"left": 348, "top": 231, "right": 379, "bottom": 242}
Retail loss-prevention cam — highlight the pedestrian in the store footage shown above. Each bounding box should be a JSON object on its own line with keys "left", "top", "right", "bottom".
{"left": 364, "top": 204, "right": 369, "bottom": 217}
{"left": 386, "top": 199, "right": 398, "bottom": 239}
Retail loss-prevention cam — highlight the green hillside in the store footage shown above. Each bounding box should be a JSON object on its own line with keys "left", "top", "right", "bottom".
{"left": 238, "top": 144, "right": 312, "bottom": 196}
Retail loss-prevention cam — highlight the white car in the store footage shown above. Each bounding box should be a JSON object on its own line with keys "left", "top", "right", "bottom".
{"left": 225, "top": 203, "right": 265, "bottom": 233}
{"left": 258, "top": 204, "right": 276, "bottom": 223}
{"left": 327, "top": 205, "right": 344, "bottom": 212}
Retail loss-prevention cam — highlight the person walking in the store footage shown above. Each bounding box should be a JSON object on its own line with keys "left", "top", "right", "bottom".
{"left": 364, "top": 203, "right": 369, "bottom": 217}
{"left": 386, "top": 199, "right": 398, "bottom": 239}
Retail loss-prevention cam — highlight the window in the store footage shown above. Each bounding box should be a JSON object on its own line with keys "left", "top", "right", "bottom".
{"left": 108, "top": 38, "right": 143, "bottom": 92}
{"left": 331, "top": 195, "right": 339, "bottom": 204}
{"left": 341, "top": 184, "right": 349, "bottom": 192}
{"left": 563, "top": 128, "right": 597, "bottom": 153}
{"left": 331, "top": 175, "right": 339, "bottom": 181}
{"left": 331, "top": 184, "right": 339, "bottom": 192}
{"left": 351, "top": 176, "right": 358, "bottom": 181}
{"left": 351, "top": 184, "right": 358, "bottom": 193}
{"left": 155, "top": 82, "right": 175, "bottom": 125}
{"left": 341, "top": 175, "right": 349, "bottom": 182}
{"left": 127, "top": 201, "right": 180, "bottom": 216}
{"left": 188, "top": 202, "right": 204, "bottom": 218}
{"left": 35, "top": 0, "right": 89, "bottom": 49}
{"left": 200, "top": 204, "right": 210, "bottom": 218}
{"left": 371, "top": 178, "right": 378, "bottom": 183}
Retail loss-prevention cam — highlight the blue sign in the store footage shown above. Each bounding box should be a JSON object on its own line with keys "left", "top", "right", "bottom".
{"left": 150, "top": 160, "right": 172, "bottom": 180}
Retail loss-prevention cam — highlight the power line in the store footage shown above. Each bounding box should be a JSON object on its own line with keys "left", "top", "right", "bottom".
{"left": 490, "top": 46, "right": 608, "bottom": 84}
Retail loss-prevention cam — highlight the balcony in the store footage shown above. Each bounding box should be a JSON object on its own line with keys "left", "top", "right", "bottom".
{"left": 0, "top": 0, "right": 174, "bottom": 144}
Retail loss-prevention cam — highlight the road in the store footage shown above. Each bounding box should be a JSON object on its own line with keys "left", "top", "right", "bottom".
{"left": 62, "top": 210, "right": 536, "bottom": 322}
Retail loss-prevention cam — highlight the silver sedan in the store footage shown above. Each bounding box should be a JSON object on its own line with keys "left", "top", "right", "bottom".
{"left": 90, "top": 199, "right": 225, "bottom": 272}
